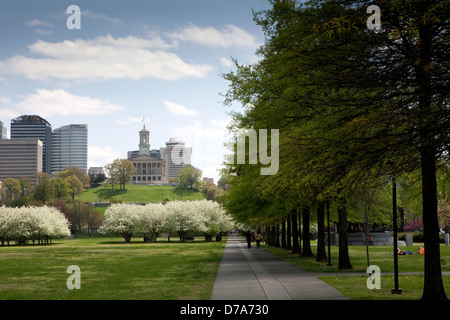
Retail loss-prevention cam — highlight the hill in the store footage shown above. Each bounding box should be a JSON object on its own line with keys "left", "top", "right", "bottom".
{"left": 76, "top": 185, "right": 205, "bottom": 204}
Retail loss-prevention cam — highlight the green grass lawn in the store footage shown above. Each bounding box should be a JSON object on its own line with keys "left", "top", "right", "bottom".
{"left": 77, "top": 185, "right": 205, "bottom": 204}
{"left": 0, "top": 235, "right": 225, "bottom": 300}
{"left": 261, "top": 242, "right": 450, "bottom": 300}
{"left": 4, "top": 234, "right": 450, "bottom": 300}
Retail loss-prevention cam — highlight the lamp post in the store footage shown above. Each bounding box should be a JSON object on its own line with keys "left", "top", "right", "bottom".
{"left": 391, "top": 177, "right": 402, "bottom": 294}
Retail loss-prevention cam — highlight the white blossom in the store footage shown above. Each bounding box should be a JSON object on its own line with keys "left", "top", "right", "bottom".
{"left": 0, "top": 206, "right": 71, "bottom": 245}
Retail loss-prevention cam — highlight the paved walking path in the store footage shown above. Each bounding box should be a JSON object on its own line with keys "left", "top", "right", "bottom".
{"left": 211, "top": 235, "right": 349, "bottom": 300}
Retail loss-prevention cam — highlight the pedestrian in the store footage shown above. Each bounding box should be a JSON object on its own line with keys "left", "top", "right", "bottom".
{"left": 255, "top": 231, "right": 263, "bottom": 249}
{"left": 246, "top": 230, "right": 252, "bottom": 248}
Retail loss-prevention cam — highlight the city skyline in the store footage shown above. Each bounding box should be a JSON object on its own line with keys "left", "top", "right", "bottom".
{"left": 0, "top": 1, "right": 270, "bottom": 183}
{"left": 1, "top": 114, "right": 194, "bottom": 181}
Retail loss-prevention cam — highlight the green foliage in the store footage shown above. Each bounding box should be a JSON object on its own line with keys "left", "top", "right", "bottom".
{"left": 179, "top": 164, "right": 202, "bottom": 189}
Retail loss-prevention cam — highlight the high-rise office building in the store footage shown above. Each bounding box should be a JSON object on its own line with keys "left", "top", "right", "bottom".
{"left": 10, "top": 115, "right": 52, "bottom": 174}
{"left": 0, "top": 121, "right": 7, "bottom": 139}
{"left": 161, "top": 137, "right": 192, "bottom": 179}
{"left": 52, "top": 124, "right": 88, "bottom": 174}
{"left": 0, "top": 139, "right": 43, "bottom": 185}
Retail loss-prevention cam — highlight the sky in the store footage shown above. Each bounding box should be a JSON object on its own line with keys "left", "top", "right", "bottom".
{"left": 0, "top": 0, "right": 271, "bottom": 183}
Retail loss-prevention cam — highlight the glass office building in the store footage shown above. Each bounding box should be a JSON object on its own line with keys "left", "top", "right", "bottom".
{"left": 52, "top": 124, "right": 88, "bottom": 174}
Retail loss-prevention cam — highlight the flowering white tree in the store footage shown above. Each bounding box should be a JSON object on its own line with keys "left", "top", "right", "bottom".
{"left": 0, "top": 206, "right": 70, "bottom": 246}
{"left": 164, "top": 201, "right": 207, "bottom": 242}
{"left": 139, "top": 203, "right": 166, "bottom": 242}
{"left": 99, "top": 200, "right": 234, "bottom": 243}
{"left": 44, "top": 206, "right": 72, "bottom": 241}
{"left": 99, "top": 203, "right": 143, "bottom": 243}
{"left": 192, "top": 200, "right": 233, "bottom": 241}
{"left": 0, "top": 207, "right": 18, "bottom": 245}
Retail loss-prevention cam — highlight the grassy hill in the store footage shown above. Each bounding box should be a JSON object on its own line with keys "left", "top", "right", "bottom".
{"left": 76, "top": 184, "right": 205, "bottom": 204}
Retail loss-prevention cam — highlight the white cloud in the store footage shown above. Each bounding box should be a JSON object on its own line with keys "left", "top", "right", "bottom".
{"left": 0, "top": 95, "right": 17, "bottom": 119}
{"left": 220, "top": 57, "right": 233, "bottom": 68}
{"left": 0, "top": 95, "right": 12, "bottom": 105}
{"left": 16, "top": 89, "right": 126, "bottom": 117}
{"left": 82, "top": 10, "right": 124, "bottom": 25}
{"left": 116, "top": 115, "right": 148, "bottom": 125}
{"left": 36, "top": 29, "right": 53, "bottom": 35}
{"left": 167, "top": 24, "right": 260, "bottom": 49}
{"left": 25, "top": 19, "right": 53, "bottom": 27}
{"left": 89, "top": 145, "right": 121, "bottom": 167}
{"left": 210, "top": 118, "right": 231, "bottom": 129}
{"left": 169, "top": 119, "right": 229, "bottom": 183}
{"left": 0, "top": 108, "right": 19, "bottom": 120}
{"left": 0, "top": 35, "right": 213, "bottom": 81}
{"left": 170, "top": 120, "right": 228, "bottom": 166}
{"left": 164, "top": 100, "right": 199, "bottom": 116}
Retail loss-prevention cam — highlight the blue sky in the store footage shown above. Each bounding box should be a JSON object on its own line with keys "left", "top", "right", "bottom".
{"left": 0, "top": 0, "right": 271, "bottom": 182}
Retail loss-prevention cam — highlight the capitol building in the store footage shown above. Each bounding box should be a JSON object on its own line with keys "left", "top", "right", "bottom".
{"left": 128, "top": 125, "right": 191, "bottom": 184}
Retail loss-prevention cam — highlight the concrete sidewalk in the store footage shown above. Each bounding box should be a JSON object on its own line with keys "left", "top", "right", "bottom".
{"left": 211, "top": 235, "right": 349, "bottom": 300}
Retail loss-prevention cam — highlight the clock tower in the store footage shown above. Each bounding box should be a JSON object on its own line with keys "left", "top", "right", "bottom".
{"left": 139, "top": 123, "right": 150, "bottom": 156}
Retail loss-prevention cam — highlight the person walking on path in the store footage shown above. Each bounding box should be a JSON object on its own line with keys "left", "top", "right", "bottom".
{"left": 245, "top": 230, "right": 252, "bottom": 248}
{"left": 255, "top": 231, "right": 263, "bottom": 249}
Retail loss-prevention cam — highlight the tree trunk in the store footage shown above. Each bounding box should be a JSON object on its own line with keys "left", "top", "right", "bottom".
{"left": 420, "top": 146, "right": 447, "bottom": 300}
{"left": 275, "top": 224, "right": 280, "bottom": 247}
{"left": 415, "top": 20, "right": 447, "bottom": 299}
{"left": 123, "top": 232, "right": 132, "bottom": 243}
{"left": 286, "top": 213, "right": 292, "bottom": 250}
{"left": 301, "top": 206, "right": 314, "bottom": 257}
{"left": 291, "top": 209, "right": 300, "bottom": 254}
{"left": 267, "top": 226, "right": 275, "bottom": 246}
{"left": 204, "top": 233, "right": 212, "bottom": 242}
{"left": 316, "top": 201, "right": 328, "bottom": 262}
{"left": 337, "top": 200, "right": 352, "bottom": 270}
{"left": 281, "top": 219, "right": 286, "bottom": 249}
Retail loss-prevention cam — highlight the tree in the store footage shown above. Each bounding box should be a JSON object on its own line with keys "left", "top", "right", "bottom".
{"left": 193, "top": 200, "right": 232, "bottom": 241}
{"left": 57, "top": 167, "right": 90, "bottom": 187}
{"left": 104, "top": 159, "right": 136, "bottom": 190}
{"left": 168, "top": 177, "right": 180, "bottom": 184}
{"left": 18, "top": 177, "right": 31, "bottom": 197}
{"left": 90, "top": 172, "right": 107, "bottom": 187}
{"left": 104, "top": 162, "right": 119, "bottom": 189}
{"left": 202, "top": 182, "right": 224, "bottom": 203}
{"left": 223, "top": 0, "right": 449, "bottom": 298}
{"left": 310, "top": 0, "right": 449, "bottom": 299}
{"left": 99, "top": 200, "right": 232, "bottom": 244}
{"left": 179, "top": 164, "right": 202, "bottom": 189}
{"left": 2, "top": 178, "right": 21, "bottom": 205}
{"left": 0, "top": 206, "right": 70, "bottom": 246}
{"left": 50, "top": 177, "right": 70, "bottom": 200}
{"left": 164, "top": 201, "right": 206, "bottom": 242}
{"left": 140, "top": 203, "right": 166, "bottom": 242}
{"left": 221, "top": 0, "right": 357, "bottom": 269}
{"left": 66, "top": 175, "right": 84, "bottom": 201}
{"left": 315, "top": 201, "right": 327, "bottom": 262}
{"left": 99, "top": 203, "right": 142, "bottom": 243}
{"left": 33, "top": 172, "right": 54, "bottom": 204}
